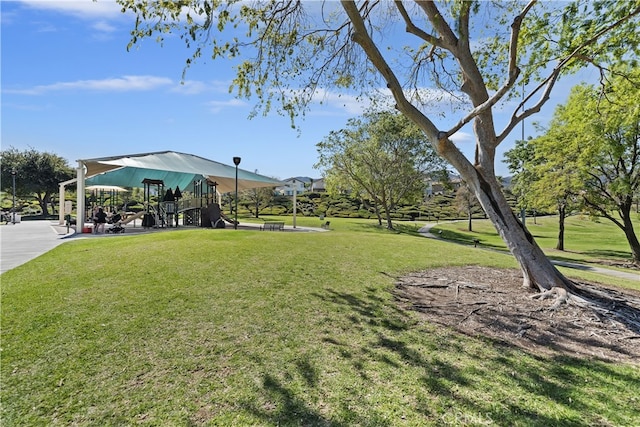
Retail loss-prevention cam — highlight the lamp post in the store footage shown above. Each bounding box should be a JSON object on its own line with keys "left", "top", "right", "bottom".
{"left": 11, "top": 168, "right": 17, "bottom": 224}
{"left": 292, "top": 179, "right": 297, "bottom": 229}
{"left": 233, "top": 156, "right": 241, "bottom": 229}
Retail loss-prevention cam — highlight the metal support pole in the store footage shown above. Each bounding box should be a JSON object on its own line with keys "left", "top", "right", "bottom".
{"left": 11, "top": 168, "right": 17, "bottom": 224}
{"left": 292, "top": 179, "right": 297, "bottom": 228}
{"left": 233, "top": 157, "right": 241, "bottom": 229}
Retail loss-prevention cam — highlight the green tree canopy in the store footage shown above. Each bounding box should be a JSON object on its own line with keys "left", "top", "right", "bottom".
{"left": 316, "top": 111, "right": 447, "bottom": 229}
{"left": 529, "top": 69, "right": 640, "bottom": 262}
{"left": 1, "top": 147, "right": 75, "bottom": 216}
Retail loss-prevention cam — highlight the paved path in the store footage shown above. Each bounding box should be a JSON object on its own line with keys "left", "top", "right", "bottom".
{"left": 0, "top": 220, "right": 74, "bottom": 274}
{"left": 418, "top": 223, "right": 639, "bottom": 282}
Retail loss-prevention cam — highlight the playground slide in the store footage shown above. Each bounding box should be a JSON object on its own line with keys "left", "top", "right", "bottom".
{"left": 220, "top": 211, "right": 238, "bottom": 225}
{"left": 119, "top": 211, "right": 146, "bottom": 225}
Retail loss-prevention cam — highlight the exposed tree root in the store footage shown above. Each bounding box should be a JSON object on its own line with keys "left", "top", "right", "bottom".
{"left": 531, "top": 282, "right": 640, "bottom": 334}
{"left": 531, "top": 286, "right": 589, "bottom": 310}
{"left": 394, "top": 266, "right": 640, "bottom": 363}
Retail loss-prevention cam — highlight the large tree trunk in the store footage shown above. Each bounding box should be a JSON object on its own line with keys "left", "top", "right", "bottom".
{"left": 469, "top": 172, "right": 575, "bottom": 291}
{"left": 620, "top": 201, "right": 640, "bottom": 264}
{"left": 382, "top": 201, "right": 394, "bottom": 230}
{"left": 36, "top": 193, "right": 51, "bottom": 216}
{"left": 374, "top": 205, "right": 383, "bottom": 226}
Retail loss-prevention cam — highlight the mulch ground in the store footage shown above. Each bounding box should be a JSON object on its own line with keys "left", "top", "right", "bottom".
{"left": 394, "top": 266, "right": 640, "bottom": 364}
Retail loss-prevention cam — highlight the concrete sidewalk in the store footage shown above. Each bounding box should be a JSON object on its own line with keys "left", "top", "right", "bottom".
{"left": 0, "top": 220, "right": 75, "bottom": 274}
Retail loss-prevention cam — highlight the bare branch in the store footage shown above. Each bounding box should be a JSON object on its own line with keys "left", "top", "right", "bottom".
{"left": 416, "top": 1, "right": 458, "bottom": 50}
{"left": 498, "top": 3, "right": 640, "bottom": 143}
{"left": 340, "top": 0, "right": 439, "bottom": 139}
{"left": 443, "top": 1, "right": 537, "bottom": 140}
{"left": 394, "top": 1, "right": 442, "bottom": 47}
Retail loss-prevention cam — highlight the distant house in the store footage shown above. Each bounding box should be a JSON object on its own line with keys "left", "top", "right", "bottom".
{"left": 277, "top": 177, "right": 310, "bottom": 196}
{"left": 425, "top": 172, "right": 463, "bottom": 196}
{"left": 276, "top": 177, "right": 326, "bottom": 195}
{"left": 311, "top": 178, "right": 326, "bottom": 192}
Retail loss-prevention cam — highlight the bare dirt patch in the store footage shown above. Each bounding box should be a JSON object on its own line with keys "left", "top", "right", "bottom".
{"left": 394, "top": 266, "right": 640, "bottom": 364}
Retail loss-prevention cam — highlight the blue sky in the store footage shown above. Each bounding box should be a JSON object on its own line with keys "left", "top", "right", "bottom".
{"left": 2, "top": 1, "right": 598, "bottom": 180}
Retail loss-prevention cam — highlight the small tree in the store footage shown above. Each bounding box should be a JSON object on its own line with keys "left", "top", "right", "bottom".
{"left": 317, "top": 111, "right": 447, "bottom": 229}
{"left": 505, "top": 136, "right": 582, "bottom": 251}
{"left": 455, "top": 183, "right": 481, "bottom": 232}
{"left": 503, "top": 138, "right": 538, "bottom": 223}
{"left": 242, "top": 186, "right": 275, "bottom": 218}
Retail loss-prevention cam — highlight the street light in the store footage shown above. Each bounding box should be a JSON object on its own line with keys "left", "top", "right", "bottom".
{"left": 233, "top": 156, "right": 241, "bottom": 229}
{"left": 11, "top": 168, "right": 17, "bottom": 224}
{"left": 292, "top": 179, "right": 297, "bottom": 229}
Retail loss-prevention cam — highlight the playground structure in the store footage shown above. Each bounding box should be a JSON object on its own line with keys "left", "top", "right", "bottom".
{"left": 124, "top": 177, "right": 239, "bottom": 230}
{"left": 65, "top": 151, "right": 283, "bottom": 233}
{"left": 80, "top": 177, "right": 238, "bottom": 232}
{"left": 179, "top": 178, "right": 234, "bottom": 228}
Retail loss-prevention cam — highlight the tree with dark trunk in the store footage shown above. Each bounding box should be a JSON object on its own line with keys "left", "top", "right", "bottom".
{"left": 455, "top": 184, "right": 480, "bottom": 232}
{"left": 119, "top": 0, "right": 640, "bottom": 305}
{"left": 243, "top": 186, "right": 275, "bottom": 218}
{"left": 1, "top": 147, "right": 75, "bottom": 216}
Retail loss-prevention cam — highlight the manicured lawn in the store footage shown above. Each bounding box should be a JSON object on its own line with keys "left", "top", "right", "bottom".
{"left": 431, "top": 214, "right": 639, "bottom": 281}
{"left": 2, "top": 225, "right": 639, "bottom": 425}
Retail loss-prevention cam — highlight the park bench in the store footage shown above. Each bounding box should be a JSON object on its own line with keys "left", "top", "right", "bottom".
{"left": 321, "top": 221, "right": 331, "bottom": 230}
{"left": 261, "top": 221, "right": 285, "bottom": 231}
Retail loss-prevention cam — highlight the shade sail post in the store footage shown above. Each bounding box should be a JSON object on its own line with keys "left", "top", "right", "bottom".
{"left": 58, "top": 177, "right": 77, "bottom": 225}
{"left": 76, "top": 163, "right": 86, "bottom": 233}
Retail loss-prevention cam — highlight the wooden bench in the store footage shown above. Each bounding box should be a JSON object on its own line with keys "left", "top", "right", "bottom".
{"left": 260, "top": 221, "right": 285, "bottom": 231}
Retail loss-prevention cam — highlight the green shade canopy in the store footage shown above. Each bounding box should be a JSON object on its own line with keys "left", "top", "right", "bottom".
{"left": 82, "top": 151, "right": 283, "bottom": 193}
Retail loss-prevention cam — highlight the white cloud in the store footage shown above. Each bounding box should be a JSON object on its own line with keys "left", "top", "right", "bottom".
{"left": 310, "top": 89, "right": 368, "bottom": 115}
{"left": 34, "top": 22, "right": 59, "bottom": 33}
{"left": 15, "top": 0, "right": 125, "bottom": 19}
{"left": 92, "top": 20, "right": 117, "bottom": 33}
{"left": 4, "top": 75, "right": 173, "bottom": 95}
{"left": 15, "top": 0, "right": 214, "bottom": 24}
{"left": 450, "top": 131, "right": 474, "bottom": 144}
{"left": 171, "top": 80, "right": 232, "bottom": 95}
{"left": 205, "top": 99, "right": 248, "bottom": 114}
{"left": 305, "top": 86, "right": 469, "bottom": 118}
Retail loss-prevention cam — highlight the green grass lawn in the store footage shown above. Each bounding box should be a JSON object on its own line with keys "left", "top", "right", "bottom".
{"left": 2, "top": 224, "right": 639, "bottom": 425}
{"left": 431, "top": 214, "right": 639, "bottom": 275}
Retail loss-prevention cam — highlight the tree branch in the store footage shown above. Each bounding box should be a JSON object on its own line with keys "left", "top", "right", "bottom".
{"left": 394, "top": 1, "right": 442, "bottom": 47}
{"left": 416, "top": 1, "right": 458, "bottom": 49}
{"left": 340, "top": 0, "right": 440, "bottom": 140}
{"left": 498, "top": 3, "right": 640, "bottom": 143}
{"left": 444, "top": 1, "right": 537, "bottom": 140}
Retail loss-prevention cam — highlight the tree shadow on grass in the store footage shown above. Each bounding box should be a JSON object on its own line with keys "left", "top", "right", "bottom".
{"left": 241, "top": 372, "right": 337, "bottom": 427}
{"left": 308, "top": 286, "right": 638, "bottom": 426}
{"left": 237, "top": 285, "right": 638, "bottom": 426}
{"left": 582, "top": 248, "right": 634, "bottom": 261}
